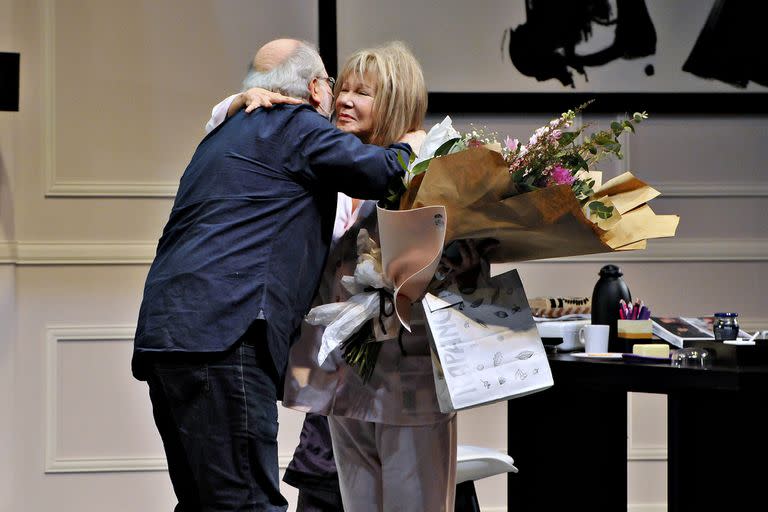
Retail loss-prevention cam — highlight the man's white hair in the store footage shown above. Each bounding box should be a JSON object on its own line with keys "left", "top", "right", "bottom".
{"left": 241, "top": 41, "right": 326, "bottom": 100}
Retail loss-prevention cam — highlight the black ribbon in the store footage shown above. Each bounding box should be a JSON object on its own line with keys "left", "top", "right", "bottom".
{"left": 364, "top": 287, "right": 408, "bottom": 356}
{"left": 364, "top": 287, "right": 394, "bottom": 335}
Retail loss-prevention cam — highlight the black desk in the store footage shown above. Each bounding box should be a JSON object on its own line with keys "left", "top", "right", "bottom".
{"left": 507, "top": 353, "right": 768, "bottom": 511}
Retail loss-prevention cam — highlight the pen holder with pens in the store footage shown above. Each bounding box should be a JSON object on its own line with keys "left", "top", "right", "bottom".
{"left": 617, "top": 319, "right": 653, "bottom": 353}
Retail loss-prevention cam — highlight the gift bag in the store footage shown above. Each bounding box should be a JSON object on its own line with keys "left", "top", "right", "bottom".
{"left": 423, "top": 268, "right": 553, "bottom": 412}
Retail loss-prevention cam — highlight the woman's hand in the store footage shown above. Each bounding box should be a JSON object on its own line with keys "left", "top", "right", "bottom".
{"left": 399, "top": 129, "right": 426, "bottom": 155}
{"left": 226, "top": 87, "right": 303, "bottom": 118}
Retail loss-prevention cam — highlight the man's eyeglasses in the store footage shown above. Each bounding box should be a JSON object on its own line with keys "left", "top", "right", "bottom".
{"left": 317, "top": 76, "right": 336, "bottom": 89}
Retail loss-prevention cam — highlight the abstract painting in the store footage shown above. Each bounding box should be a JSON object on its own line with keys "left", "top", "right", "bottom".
{"left": 322, "top": 0, "right": 768, "bottom": 113}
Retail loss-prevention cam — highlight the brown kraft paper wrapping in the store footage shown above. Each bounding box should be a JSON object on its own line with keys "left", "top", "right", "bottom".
{"left": 404, "top": 147, "right": 679, "bottom": 262}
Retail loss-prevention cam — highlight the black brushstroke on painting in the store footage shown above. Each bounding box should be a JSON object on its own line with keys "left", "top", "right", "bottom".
{"left": 505, "top": 0, "right": 656, "bottom": 88}
{"left": 683, "top": 0, "right": 767, "bottom": 89}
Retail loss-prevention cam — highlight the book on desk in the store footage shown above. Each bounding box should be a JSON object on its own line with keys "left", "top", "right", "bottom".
{"left": 653, "top": 316, "right": 767, "bottom": 366}
{"left": 652, "top": 316, "right": 751, "bottom": 348}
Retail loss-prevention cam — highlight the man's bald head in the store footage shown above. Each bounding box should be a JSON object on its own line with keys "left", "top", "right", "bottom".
{"left": 252, "top": 38, "right": 302, "bottom": 72}
{"left": 240, "top": 39, "right": 331, "bottom": 117}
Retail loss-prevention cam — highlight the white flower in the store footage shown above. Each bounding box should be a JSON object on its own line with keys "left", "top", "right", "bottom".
{"left": 406, "top": 116, "right": 461, "bottom": 183}
{"left": 417, "top": 116, "right": 460, "bottom": 160}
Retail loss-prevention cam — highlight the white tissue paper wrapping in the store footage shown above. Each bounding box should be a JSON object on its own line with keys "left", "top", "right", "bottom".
{"left": 307, "top": 292, "right": 381, "bottom": 365}
{"left": 306, "top": 229, "right": 394, "bottom": 365}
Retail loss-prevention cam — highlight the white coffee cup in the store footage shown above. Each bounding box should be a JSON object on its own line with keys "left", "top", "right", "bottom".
{"left": 559, "top": 321, "right": 590, "bottom": 351}
{"left": 579, "top": 324, "right": 610, "bottom": 353}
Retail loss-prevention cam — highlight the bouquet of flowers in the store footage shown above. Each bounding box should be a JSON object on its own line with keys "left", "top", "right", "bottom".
{"left": 387, "top": 101, "right": 642, "bottom": 216}
{"left": 388, "top": 102, "right": 678, "bottom": 264}
{"left": 310, "top": 102, "right": 680, "bottom": 381}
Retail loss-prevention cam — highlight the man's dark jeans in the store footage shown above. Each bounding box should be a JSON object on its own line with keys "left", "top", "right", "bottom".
{"left": 145, "top": 337, "right": 288, "bottom": 511}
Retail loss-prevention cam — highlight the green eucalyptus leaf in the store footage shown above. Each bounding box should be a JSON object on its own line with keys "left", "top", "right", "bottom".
{"left": 559, "top": 132, "right": 577, "bottom": 146}
{"left": 594, "top": 132, "right": 614, "bottom": 145}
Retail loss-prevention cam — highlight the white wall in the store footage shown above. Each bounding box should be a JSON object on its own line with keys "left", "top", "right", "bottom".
{"left": 1, "top": 1, "right": 18, "bottom": 509}
{"left": 1, "top": 1, "right": 765, "bottom": 511}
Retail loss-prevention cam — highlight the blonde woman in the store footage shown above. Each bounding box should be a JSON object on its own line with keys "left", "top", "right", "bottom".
{"left": 280, "top": 42, "right": 457, "bottom": 512}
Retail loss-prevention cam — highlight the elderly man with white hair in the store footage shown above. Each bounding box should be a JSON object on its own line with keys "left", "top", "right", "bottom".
{"left": 133, "top": 38, "right": 423, "bottom": 512}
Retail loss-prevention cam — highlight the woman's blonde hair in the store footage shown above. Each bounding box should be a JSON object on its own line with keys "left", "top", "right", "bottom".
{"left": 335, "top": 41, "right": 427, "bottom": 146}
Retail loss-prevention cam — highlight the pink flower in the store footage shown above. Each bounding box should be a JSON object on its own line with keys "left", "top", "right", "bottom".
{"left": 549, "top": 130, "right": 562, "bottom": 141}
{"left": 547, "top": 166, "right": 575, "bottom": 186}
{"left": 504, "top": 136, "right": 519, "bottom": 151}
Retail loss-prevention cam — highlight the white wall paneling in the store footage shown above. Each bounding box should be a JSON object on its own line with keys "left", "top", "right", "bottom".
{"left": 3, "top": 238, "right": 767, "bottom": 266}
{"left": 40, "top": 0, "right": 187, "bottom": 198}
{"left": 627, "top": 393, "right": 667, "bottom": 461}
{"left": 656, "top": 182, "right": 768, "bottom": 197}
{"left": 39, "top": 0, "right": 318, "bottom": 200}
{"left": 0, "top": 241, "right": 17, "bottom": 263}
{"left": 15, "top": 241, "right": 158, "bottom": 265}
{"left": 44, "top": 325, "right": 298, "bottom": 473}
{"left": 611, "top": 116, "right": 767, "bottom": 197}
{"left": 44, "top": 325, "right": 166, "bottom": 473}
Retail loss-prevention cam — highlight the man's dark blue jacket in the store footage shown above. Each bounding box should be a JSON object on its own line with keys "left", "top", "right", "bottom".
{"left": 133, "top": 104, "right": 409, "bottom": 379}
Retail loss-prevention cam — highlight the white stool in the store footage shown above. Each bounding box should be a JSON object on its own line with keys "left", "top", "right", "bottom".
{"left": 455, "top": 445, "right": 518, "bottom": 511}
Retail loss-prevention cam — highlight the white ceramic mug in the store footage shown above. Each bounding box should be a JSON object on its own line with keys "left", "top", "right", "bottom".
{"left": 559, "top": 322, "right": 589, "bottom": 351}
{"left": 579, "top": 324, "right": 610, "bottom": 353}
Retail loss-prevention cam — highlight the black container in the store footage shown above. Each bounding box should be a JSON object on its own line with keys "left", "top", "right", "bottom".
{"left": 713, "top": 312, "right": 739, "bottom": 341}
{"left": 591, "top": 264, "right": 632, "bottom": 352}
